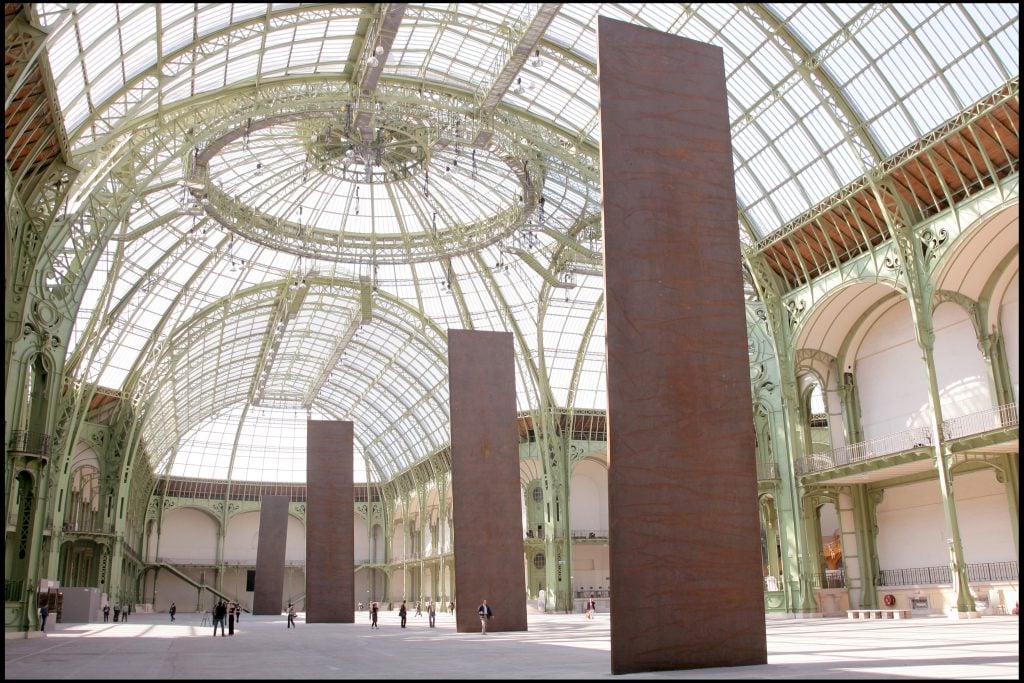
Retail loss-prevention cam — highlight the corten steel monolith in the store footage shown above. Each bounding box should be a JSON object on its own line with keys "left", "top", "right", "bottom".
{"left": 252, "top": 495, "right": 290, "bottom": 615}
{"left": 306, "top": 420, "right": 354, "bottom": 622}
{"left": 448, "top": 329, "right": 527, "bottom": 633}
{"left": 598, "top": 17, "right": 767, "bottom": 674}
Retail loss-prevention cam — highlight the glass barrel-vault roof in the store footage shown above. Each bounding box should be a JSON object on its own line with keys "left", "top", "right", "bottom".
{"left": 36, "top": 3, "right": 1019, "bottom": 483}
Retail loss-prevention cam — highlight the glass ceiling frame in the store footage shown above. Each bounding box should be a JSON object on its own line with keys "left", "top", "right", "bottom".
{"left": 30, "top": 3, "right": 1018, "bottom": 483}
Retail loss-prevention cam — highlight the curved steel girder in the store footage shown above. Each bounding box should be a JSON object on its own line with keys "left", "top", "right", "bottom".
{"left": 466, "top": 250, "right": 545, "bottom": 411}
{"left": 562, "top": 292, "right": 606, "bottom": 411}
{"left": 132, "top": 279, "right": 454, "bottom": 474}
{"left": 63, "top": 5, "right": 552, "bottom": 155}
{"left": 739, "top": 5, "right": 884, "bottom": 172}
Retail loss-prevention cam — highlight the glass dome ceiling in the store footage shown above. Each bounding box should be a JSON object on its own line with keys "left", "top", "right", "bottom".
{"left": 36, "top": 3, "right": 1019, "bottom": 484}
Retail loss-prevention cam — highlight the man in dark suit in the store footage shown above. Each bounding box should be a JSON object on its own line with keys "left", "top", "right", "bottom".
{"left": 477, "top": 599, "right": 493, "bottom": 634}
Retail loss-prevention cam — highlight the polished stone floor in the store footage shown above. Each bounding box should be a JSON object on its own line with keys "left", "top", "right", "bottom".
{"left": 4, "top": 609, "right": 1018, "bottom": 679}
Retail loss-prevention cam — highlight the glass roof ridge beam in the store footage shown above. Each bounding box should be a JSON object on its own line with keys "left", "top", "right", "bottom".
{"left": 356, "top": 3, "right": 408, "bottom": 99}
{"left": 251, "top": 285, "right": 304, "bottom": 407}
{"left": 301, "top": 308, "right": 364, "bottom": 410}
{"left": 500, "top": 245, "right": 575, "bottom": 290}
{"left": 478, "top": 3, "right": 563, "bottom": 113}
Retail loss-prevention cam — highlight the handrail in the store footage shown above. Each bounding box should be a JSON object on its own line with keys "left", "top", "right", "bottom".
{"left": 8, "top": 430, "right": 52, "bottom": 456}
{"left": 799, "top": 403, "right": 1019, "bottom": 475}
{"left": 156, "top": 561, "right": 243, "bottom": 606}
{"left": 879, "top": 560, "right": 1018, "bottom": 586}
{"left": 799, "top": 426, "right": 931, "bottom": 474}
{"left": 942, "top": 403, "right": 1019, "bottom": 440}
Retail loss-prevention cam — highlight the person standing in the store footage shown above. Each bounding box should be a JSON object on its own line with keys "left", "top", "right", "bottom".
{"left": 39, "top": 605, "right": 49, "bottom": 632}
{"left": 213, "top": 601, "right": 227, "bottom": 636}
{"left": 102, "top": 604, "right": 110, "bottom": 623}
{"left": 586, "top": 595, "right": 596, "bottom": 619}
{"left": 287, "top": 603, "right": 297, "bottom": 629}
{"left": 427, "top": 600, "right": 436, "bottom": 628}
{"left": 169, "top": 603, "right": 177, "bottom": 622}
{"left": 113, "top": 604, "right": 120, "bottom": 622}
{"left": 370, "top": 601, "right": 379, "bottom": 629}
{"left": 398, "top": 600, "right": 408, "bottom": 628}
{"left": 477, "top": 599, "right": 493, "bottom": 634}
{"left": 228, "top": 603, "right": 235, "bottom": 635}
{"left": 121, "top": 604, "right": 128, "bottom": 623}
{"left": 234, "top": 602, "right": 240, "bottom": 622}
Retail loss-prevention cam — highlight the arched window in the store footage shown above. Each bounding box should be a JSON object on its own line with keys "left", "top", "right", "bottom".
{"left": 66, "top": 465, "right": 101, "bottom": 533}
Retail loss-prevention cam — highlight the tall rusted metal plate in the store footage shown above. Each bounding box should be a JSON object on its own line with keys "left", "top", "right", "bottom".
{"left": 448, "top": 329, "right": 527, "bottom": 633}
{"left": 598, "top": 16, "right": 767, "bottom": 674}
{"left": 306, "top": 420, "right": 354, "bottom": 622}
{"left": 252, "top": 495, "right": 290, "bottom": 615}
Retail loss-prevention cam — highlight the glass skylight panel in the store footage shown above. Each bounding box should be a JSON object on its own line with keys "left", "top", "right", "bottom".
{"left": 747, "top": 147, "right": 791, "bottom": 194}
{"left": 759, "top": 99, "right": 802, "bottom": 143}
{"left": 944, "top": 47, "right": 1004, "bottom": 106}
{"left": 901, "top": 81, "right": 959, "bottom": 139}
{"left": 801, "top": 105, "right": 846, "bottom": 151}
{"left": 782, "top": 4, "right": 841, "bottom": 47}
{"left": 197, "top": 3, "right": 232, "bottom": 39}
{"left": 776, "top": 123, "right": 820, "bottom": 173}
{"left": 728, "top": 69, "right": 769, "bottom": 116}
{"left": 825, "top": 144, "right": 865, "bottom": 189}
{"left": 797, "top": 161, "right": 842, "bottom": 206}
{"left": 747, "top": 199, "right": 781, "bottom": 238}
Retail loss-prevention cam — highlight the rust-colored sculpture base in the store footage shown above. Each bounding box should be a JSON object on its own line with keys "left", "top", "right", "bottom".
{"left": 306, "top": 420, "right": 354, "bottom": 623}
{"left": 598, "top": 16, "right": 767, "bottom": 674}
{"left": 252, "top": 495, "right": 289, "bottom": 615}
{"left": 448, "top": 329, "right": 527, "bottom": 633}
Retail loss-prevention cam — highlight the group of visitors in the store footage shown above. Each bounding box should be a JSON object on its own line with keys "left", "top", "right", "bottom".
{"left": 212, "top": 600, "right": 242, "bottom": 636}
{"left": 101, "top": 603, "right": 132, "bottom": 623}
{"left": 364, "top": 599, "right": 440, "bottom": 629}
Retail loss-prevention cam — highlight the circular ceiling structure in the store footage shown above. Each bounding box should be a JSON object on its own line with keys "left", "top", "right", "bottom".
{"left": 21, "top": 3, "right": 1016, "bottom": 485}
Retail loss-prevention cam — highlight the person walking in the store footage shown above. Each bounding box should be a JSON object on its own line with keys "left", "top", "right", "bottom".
{"left": 399, "top": 600, "right": 408, "bottom": 628}
{"left": 370, "top": 601, "right": 379, "bottom": 629}
{"left": 102, "top": 604, "right": 110, "bottom": 623}
{"left": 121, "top": 604, "right": 128, "bottom": 622}
{"left": 427, "top": 600, "right": 436, "bottom": 628}
{"left": 477, "top": 599, "right": 493, "bottom": 634}
{"left": 415, "top": 600, "right": 422, "bottom": 617}
{"left": 169, "top": 603, "right": 177, "bottom": 622}
{"left": 235, "top": 602, "right": 241, "bottom": 622}
{"left": 585, "top": 595, "right": 596, "bottom": 620}
{"left": 213, "top": 601, "right": 227, "bottom": 636}
{"left": 287, "top": 603, "right": 297, "bottom": 629}
{"left": 39, "top": 605, "right": 49, "bottom": 632}
{"left": 228, "top": 603, "right": 235, "bottom": 635}
{"left": 113, "top": 604, "right": 120, "bottom": 622}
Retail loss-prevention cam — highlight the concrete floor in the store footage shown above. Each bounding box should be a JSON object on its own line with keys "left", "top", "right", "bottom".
{"left": 4, "top": 610, "right": 1018, "bottom": 679}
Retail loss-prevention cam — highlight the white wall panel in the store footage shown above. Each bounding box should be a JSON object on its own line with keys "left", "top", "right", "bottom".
{"left": 856, "top": 303, "right": 931, "bottom": 438}
{"left": 875, "top": 469, "right": 1013, "bottom": 570}
{"left": 932, "top": 303, "right": 991, "bottom": 419}
{"left": 569, "top": 458, "right": 608, "bottom": 531}
{"left": 159, "top": 508, "right": 218, "bottom": 562}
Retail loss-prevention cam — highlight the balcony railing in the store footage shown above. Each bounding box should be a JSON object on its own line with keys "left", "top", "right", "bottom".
{"left": 942, "top": 403, "right": 1019, "bottom": 440}
{"left": 879, "top": 560, "right": 1018, "bottom": 586}
{"left": 8, "top": 430, "right": 52, "bottom": 457}
{"left": 799, "top": 402, "right": 1019, "bottom": 475}
{"left": 570, "top": 529, "right": 608, "bottom": 539}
